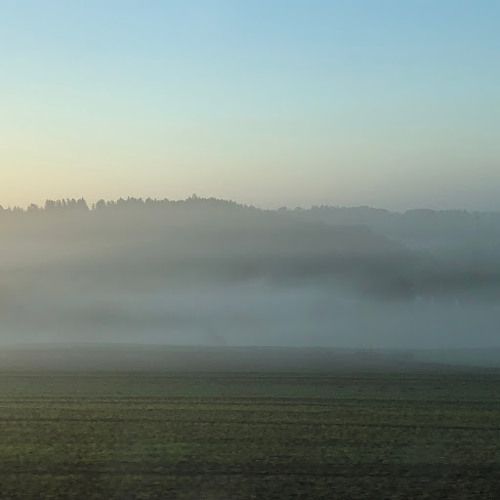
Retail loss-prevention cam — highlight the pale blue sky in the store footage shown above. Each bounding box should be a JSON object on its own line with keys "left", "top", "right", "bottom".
{"left": 1, "top": 0, "right": 499, "bottom": 209}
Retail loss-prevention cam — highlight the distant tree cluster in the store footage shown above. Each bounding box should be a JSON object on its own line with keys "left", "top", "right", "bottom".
{"left": 0, "top": 195, "right": 255, "bottom": 216}
{"left": 45, "top": 198, "right": 89, "bottom": 212}
{"left": 0, "top": 198, "right": 89, "bottom": 214}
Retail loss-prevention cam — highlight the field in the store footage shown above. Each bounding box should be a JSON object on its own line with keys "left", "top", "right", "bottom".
{"left": 0, "top": 368, "right": 499, "bottom": 498}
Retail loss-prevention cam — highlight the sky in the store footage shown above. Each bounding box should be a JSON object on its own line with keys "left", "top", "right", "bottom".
{"left": 1, "top": 0, "right": 499, "bottom": 211}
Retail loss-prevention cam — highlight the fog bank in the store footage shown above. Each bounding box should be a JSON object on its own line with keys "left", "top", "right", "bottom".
{"left": 1, "top": 197, "right": 499, "bottom": 349}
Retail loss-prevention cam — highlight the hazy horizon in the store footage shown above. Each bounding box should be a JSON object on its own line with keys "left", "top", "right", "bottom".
{"left": 3, "top": 194, "right": 500, "bottom": 214}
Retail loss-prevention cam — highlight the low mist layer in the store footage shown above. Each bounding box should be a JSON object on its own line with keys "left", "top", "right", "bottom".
{"left": 1, "top": 197, "right": 499, "bottom": 349}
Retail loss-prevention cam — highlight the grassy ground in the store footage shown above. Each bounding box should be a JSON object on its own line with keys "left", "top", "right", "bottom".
{"left": 0, "top": 372, "right": 498, "bottom": 499}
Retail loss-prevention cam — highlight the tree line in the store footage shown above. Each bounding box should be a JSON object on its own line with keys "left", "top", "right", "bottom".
{"left": 0, "top": 195, "right": 254, "bottom": 216}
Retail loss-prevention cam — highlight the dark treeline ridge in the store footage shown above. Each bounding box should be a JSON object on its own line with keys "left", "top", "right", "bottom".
{"left": 2, "top": 196, "right": 500, "bottom": 223}
{"left": 3, "top": 196, "right": 500, "bottom": 254}
{"left": 0, "top": 195, "right": 256, "bottom": 214}
{"left": 3, "top": 196, "right": 500, "bottom": 251}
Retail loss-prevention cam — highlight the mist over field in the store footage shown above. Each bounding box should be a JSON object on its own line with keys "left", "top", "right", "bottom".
{"left": 1, "top": 197, "right": 499, "bottom": 354}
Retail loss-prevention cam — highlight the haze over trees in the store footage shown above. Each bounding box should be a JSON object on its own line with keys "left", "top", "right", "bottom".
{"left": 1, "top": 196, "right": 499, "bottom": 349}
